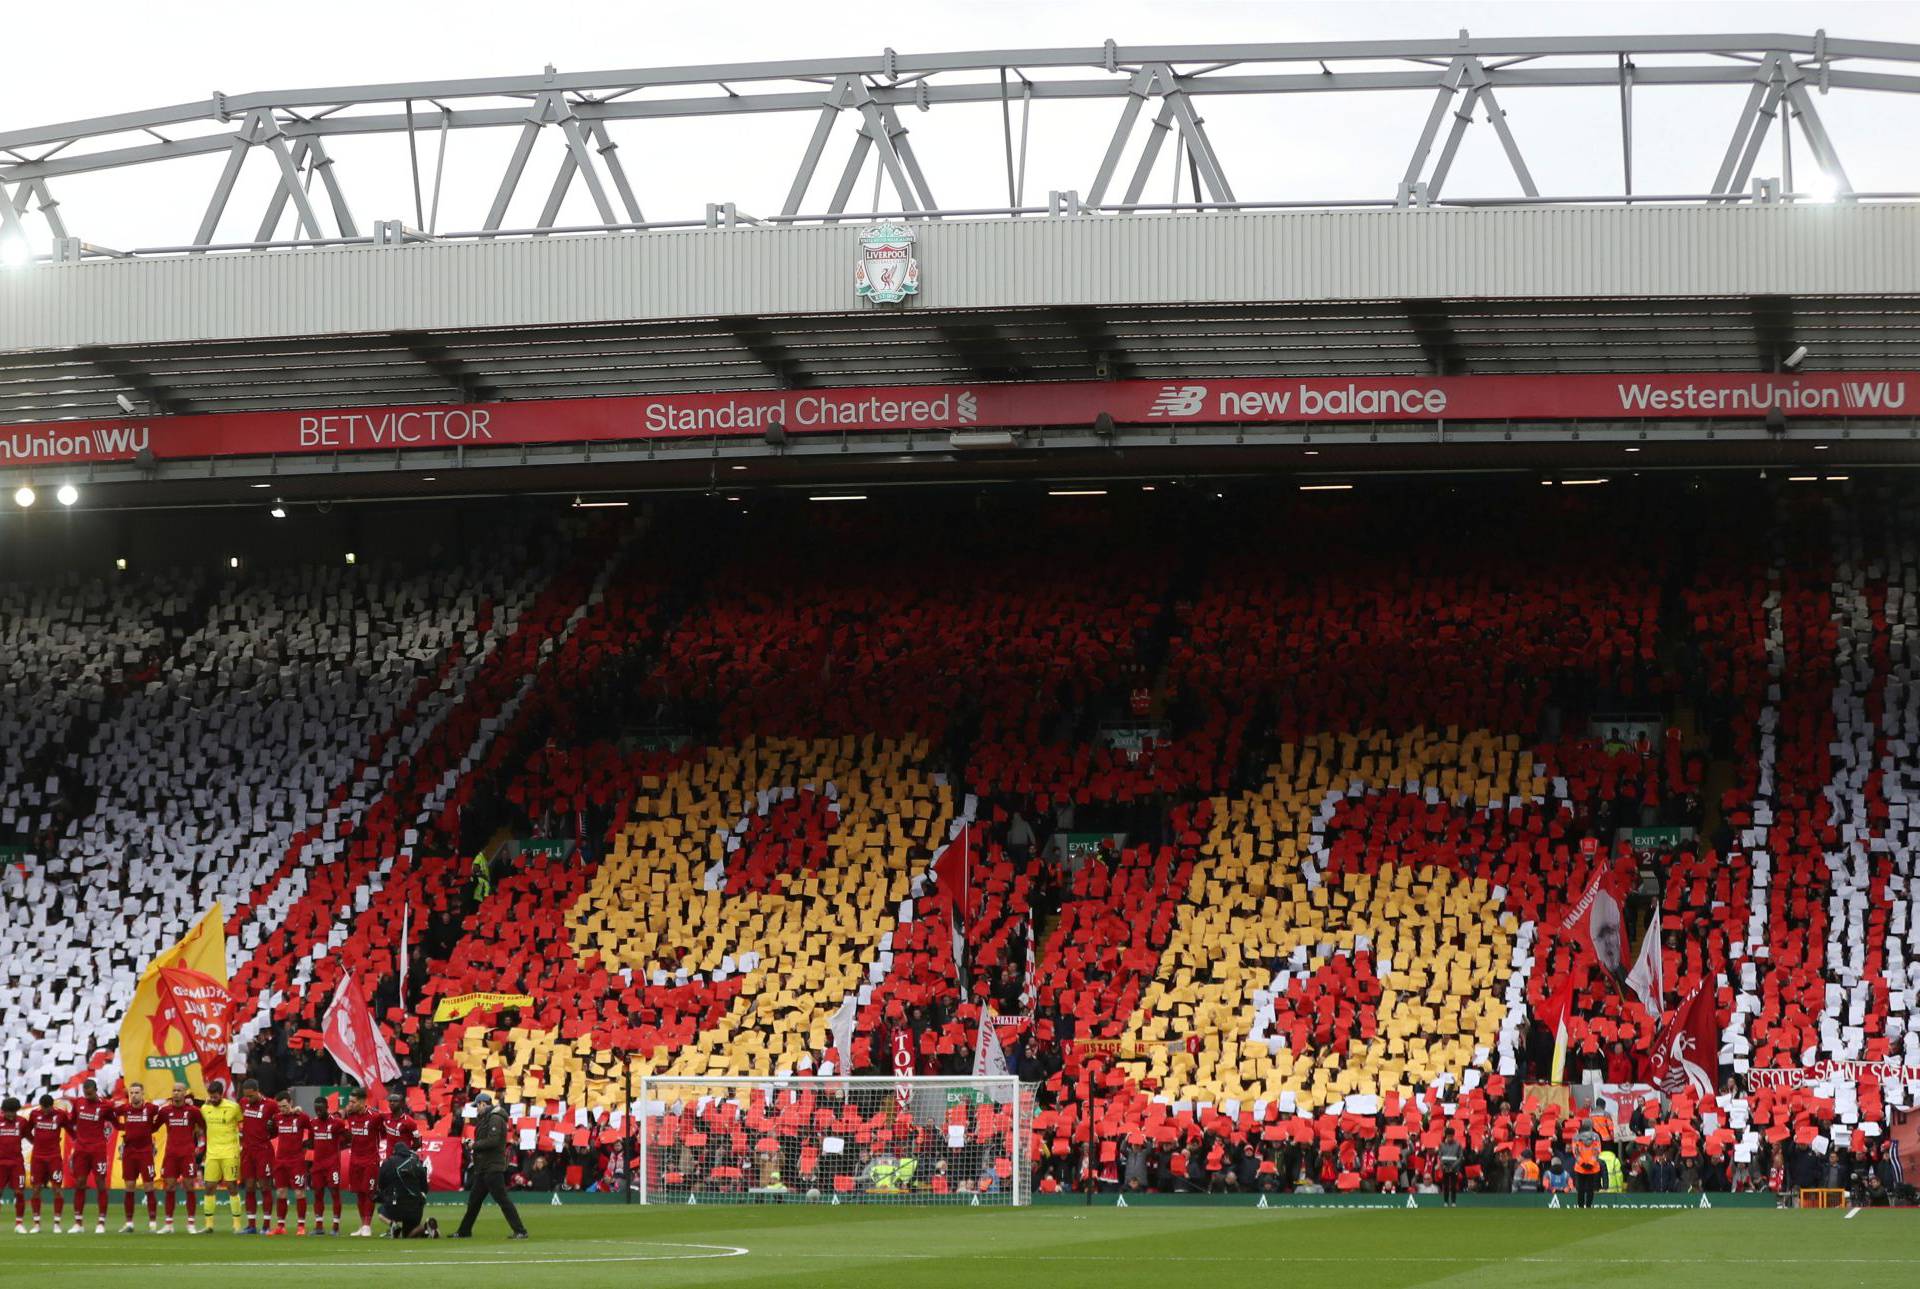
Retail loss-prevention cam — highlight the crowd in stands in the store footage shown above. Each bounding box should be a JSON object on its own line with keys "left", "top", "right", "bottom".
{"left": 1, "top": 485, "right": 1917, "bottom": 1204}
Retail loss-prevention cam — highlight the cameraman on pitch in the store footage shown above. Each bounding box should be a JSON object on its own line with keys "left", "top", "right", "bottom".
{"left": 450, "top": 1092, "right": 528, "bottom": 1240}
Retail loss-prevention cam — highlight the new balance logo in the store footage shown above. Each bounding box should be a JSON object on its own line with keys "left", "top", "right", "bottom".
{"left": 1147, "top": 385, "right": 1207, "bottom": 417}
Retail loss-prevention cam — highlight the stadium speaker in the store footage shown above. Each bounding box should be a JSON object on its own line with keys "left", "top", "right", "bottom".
{"left": 1093, "top": 412, "right": 1116, "bottom": 441}
{"left": 1766, "top": 406, "right": 1787, "bottom": 437}
{"left": 133, "top": 447, "right": 158, "bottom": 471}
{"left": 764, "top": 420, "right": 788, "bottom": 447}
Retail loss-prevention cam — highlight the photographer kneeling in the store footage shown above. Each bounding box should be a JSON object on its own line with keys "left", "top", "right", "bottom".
{"left": 376, "top": 1137, "right": 440, "bottom": 1239}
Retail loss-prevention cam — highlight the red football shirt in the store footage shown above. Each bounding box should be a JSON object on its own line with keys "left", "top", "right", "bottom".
{"left": 159, "top": 1103, "right": 204, "bottom": 1158}
{"left": 116, "top": 1102, "right": 163, "bottom": 1155}
{"left": 0, "top": 1113, "right": 24, "bottom": 1165}
{"left": 240, "top": 1097, "right": 278, "bottom": 1154}
{"left": 382, "top": 1113, "right": 420, "bottom": 1153}
{"left": 343, "top": 1110, "right": 387, "bottom": 1163}
{"left": 309, "top": 1114, "right": 345, "bottom": 1167}
{"left": 69, "top": 1097, "right": 114, "bottom": 1151}
{"left": 272, "top": 1109, "right": 311, "bottom": 1165}
{"left": 27, "top": 1107, "right": 69, "bottom": 1157}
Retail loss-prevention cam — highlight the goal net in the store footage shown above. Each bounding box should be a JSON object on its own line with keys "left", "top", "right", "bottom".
{"left": 637, "top": 1075, "right": 1033, "bottom": 1205}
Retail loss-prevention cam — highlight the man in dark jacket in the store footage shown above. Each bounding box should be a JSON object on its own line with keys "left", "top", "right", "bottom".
{"left": 451, "top": 1093, "right": 528, "bottom": 1240}
{"left": 376, "top": 1140, "right": 439, "bottom": 1238}
{"left": 1436, "top": 1130, "right": 1465, "bottom": 1207}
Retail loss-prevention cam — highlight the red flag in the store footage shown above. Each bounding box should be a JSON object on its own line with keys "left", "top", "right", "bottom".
{"left": 154, "top": 966, "right": 234, "bottom": 1088}
{"left": 1646, "top": 985, "right": 1720, "bottom": 1097}
{"left": 930, "top": 825, "right": 972, "bottom": 984}
{"left": 1543, "top": 974, "right": 1577, "bottom": 1084}
{"left": 321, "top": 971, "right": 402, "bottom": 1100}
{"left": 419, "top": 1136, "right": 464, "bottom": 1191}
{"left": 930, "top": 824, "right": 972, "bottom": 922}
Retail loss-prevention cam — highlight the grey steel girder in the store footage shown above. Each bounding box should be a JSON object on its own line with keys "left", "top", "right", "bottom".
{"left": 0, "top": 31, "right": 1915, "bottom": 252}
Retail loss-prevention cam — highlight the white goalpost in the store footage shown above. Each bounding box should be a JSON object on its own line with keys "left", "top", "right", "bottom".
{"left": 636, "top": 1075, "right": 1033, "bottom": 1206}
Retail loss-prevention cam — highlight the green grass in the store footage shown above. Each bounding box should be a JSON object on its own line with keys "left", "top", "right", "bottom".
{"left": 4, "top": 1203, "right": 1913, "bottom": 1289}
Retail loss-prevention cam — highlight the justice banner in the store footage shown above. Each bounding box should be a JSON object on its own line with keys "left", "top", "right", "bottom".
{"left": 1, "top": 372, "right": 1914, "bottom": 467}
{"left": 433, "top": 991, "right": 535, "bottom": 1023}
{"left": 420, "top": 1136, "right": 465, "bottom": 1191}
{"left": 118, "top": 905, "right": 232, "bottom": 1099}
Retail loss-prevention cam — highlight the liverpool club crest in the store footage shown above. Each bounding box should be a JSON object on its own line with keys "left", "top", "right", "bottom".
{"left": 855, "top": 222, "right": 919, "bottom": 304}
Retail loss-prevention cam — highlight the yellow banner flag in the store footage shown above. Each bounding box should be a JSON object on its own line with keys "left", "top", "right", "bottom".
{"left": 433, "top": 991, "right": 534, "bottom": 1023}
{"left": 118, "top": 905, "right": 231, "bottom": 1100}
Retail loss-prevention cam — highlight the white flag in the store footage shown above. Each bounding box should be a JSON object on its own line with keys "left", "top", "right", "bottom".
{"left": 1021, "top": 911, "right": 1036, "bottom": 1011}
{"left": 972, "top": 1010, "right": 1013, "bottom": 1102}
{"left": 826, "top": 993, "right": 857, "bottom": 1075}
{"left": 1626, "top": 908, "right": 1664, "bottom": 1015}
{"left": 399, "top": 901, "right": 410, "bottom": 1005}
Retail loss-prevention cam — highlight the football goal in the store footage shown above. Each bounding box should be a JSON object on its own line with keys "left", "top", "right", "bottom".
{"left": 637, "top": 1075, "right": 1033, "bottom": 1205}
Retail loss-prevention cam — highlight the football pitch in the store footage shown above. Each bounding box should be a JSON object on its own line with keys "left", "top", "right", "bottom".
{"left": 4, "top": 1204, "right": 1913, "bottom": 1289}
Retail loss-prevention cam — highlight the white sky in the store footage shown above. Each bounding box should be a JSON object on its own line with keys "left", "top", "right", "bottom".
{"left": 4, "top": 0, "right": 1920, "bottom": 251}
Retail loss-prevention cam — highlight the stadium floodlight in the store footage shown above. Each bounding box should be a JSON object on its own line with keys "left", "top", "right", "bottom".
{"left": 114, "top": 558, "right": 127, "bottom": 571}
{"left": 1805, "top": 172, "right": 1840, "bottom": 203}
{"left": 114, "top": 393, "right": 138, "bottom": 414}
{"left": 269, "top": 503, "right": 288, "bottom": 519}
{"left": 345, "top": 552, "right": 356, "bottom": 565}
{"left": 228, "top": 556, "right": 240, "bottom": 569}
{"left": 12, "top": 485, "right": 34, "bottom": 508}
{"left": 1783, "top": 345, "right": 1809, "bottom": 371}
{"left": 0, "top": 235, "right": 29, "bottom": 268}
{"left": 56, "top": 484, "right": 78, "bottom": 506}
{"left": 637, "top": 1075, "right": 1031, "bottom": 1206}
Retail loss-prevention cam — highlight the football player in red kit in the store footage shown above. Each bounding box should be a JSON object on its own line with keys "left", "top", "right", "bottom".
{"left": 157, "top": 1085, "right": 205, "bottom": 1234}
{"left": 306, "top": 1095, "right": 345, "bottom": 1236}
{"left": 114, "top": 1084, "right": 163, "bottom": 1232}
{"left": 0, "top": 1097, "right": 27, "bottom": 1233}
{"left": 68, "top": 1080, "right": 115, "bottom": 1234}
{"left": 341, "top": 1089, "right": 387, "bottom": 1237}
{"left": 26, "top": 1093, "right": 69, "bottom": 1233}
{"left": 382, "top": 1092, "right": 420, "bottom": 1154}
{"left": 269, "top": 1092, "right": 311, "bottom": 1235}
{"left": 237, "top": 1078, "right": 277, "bottom": 1235}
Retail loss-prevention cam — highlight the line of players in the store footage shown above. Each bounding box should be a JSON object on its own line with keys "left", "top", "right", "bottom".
{"left": 0, "top": 1076, "right": 418, "bottom": 1236}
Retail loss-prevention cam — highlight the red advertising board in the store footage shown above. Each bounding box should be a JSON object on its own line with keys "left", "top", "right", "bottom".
{"left": 1, "top": 373, "right": 1911, "bottom": 468}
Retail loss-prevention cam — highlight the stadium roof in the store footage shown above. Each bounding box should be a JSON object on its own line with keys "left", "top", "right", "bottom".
{"left": 2, "top": 34, "right": 1919, "bottom": 504}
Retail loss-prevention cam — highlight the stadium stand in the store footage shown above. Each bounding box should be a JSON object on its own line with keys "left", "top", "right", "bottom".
{"left": 3, "top": 485, "right": 1917, "bottom": 1200}
{"left": 0, "top": 517, "right": 577, "bottom": 1093}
